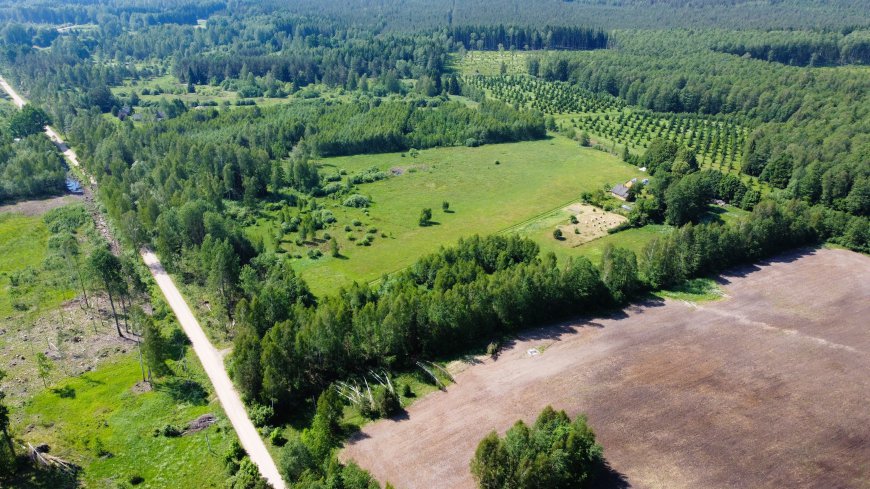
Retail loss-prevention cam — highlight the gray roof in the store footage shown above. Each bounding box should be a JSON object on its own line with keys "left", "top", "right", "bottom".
{"left": 611, "top": 184, "right": 630, "bottom": 198}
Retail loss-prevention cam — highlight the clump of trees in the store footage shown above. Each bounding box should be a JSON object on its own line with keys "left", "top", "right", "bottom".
{"left": 0, "top": 131, "right": 66, "bottom": 204}
{"left": 8, "top": 105, "right": 49, "bottom": 138}
{"left": 275, "top": 388, "right": 384, "bottom": 488}
{"left": 471, "top": 406, "right": 603, "bottom": 489}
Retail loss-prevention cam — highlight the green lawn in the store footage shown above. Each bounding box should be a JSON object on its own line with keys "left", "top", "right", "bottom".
{"left": 15, "top": 354, "right": 236, "bottom": 489}
{"left": 264, "top": 137, "right": 645, "bottom": 295}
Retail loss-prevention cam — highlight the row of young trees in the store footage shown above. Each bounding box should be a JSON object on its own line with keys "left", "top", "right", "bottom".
{"left": 526, "top": 30, "right": 869, "bottom": 218}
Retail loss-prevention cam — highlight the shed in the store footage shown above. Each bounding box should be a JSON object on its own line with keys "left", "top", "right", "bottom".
{"left": 611, "top": 184, "right": 630, "bottom": 201}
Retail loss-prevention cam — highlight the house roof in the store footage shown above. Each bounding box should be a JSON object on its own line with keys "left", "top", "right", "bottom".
{"left": 611, "top": 184, "right": 630, "bottom": 198}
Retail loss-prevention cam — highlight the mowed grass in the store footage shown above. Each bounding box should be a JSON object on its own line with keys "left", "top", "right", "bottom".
{"left": 0, "top": 212, "right": 75, "bottom": 318}
{"left": 282, "top": 137, "right": 644, "bottom": 294}
{"left": 16, "top": 354, "right": 236, "bottom": 488}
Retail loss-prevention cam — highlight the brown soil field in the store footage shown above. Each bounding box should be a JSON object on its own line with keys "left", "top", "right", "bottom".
{"left": 342, "top": 248, "right": 870, "bottom": 489}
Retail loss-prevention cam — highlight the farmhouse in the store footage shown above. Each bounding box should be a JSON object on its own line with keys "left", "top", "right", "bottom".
{"left": 611, "top": 183, "right": 630, "bottom": 200}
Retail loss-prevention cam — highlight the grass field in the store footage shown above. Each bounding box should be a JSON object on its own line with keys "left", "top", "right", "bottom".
{"left": 455, "top": 50, "right": 540, "bottom": 76}
{"left": 0, "top": 211, "right": 76, "bottom": 319}
{"left": 14, "top": 353, "right": 236, "bottom": 489}
{"left": 253, "top": 137, "right": 645, "bottom": 295}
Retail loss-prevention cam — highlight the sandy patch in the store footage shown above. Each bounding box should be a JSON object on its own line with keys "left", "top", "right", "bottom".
{"left": 557, "top": 203, "right": 626, "bottom": 246}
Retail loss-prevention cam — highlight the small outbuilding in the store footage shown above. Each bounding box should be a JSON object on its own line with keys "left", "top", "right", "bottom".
{"left": 611, "top": 184, "right": 630, "bottom": 201}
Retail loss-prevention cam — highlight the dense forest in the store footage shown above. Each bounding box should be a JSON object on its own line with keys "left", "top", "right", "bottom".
{"left": 274, "top": 0, "right": 870, "bottom": 30}
{"left": 447, "top": 25, "right": 608, "bottom": 51}
{"left": 0, "top": 1, "right": 868, "bottom": 488}
{"left": 711, "top": 29, "right": 870, "bottom": 66}
{"left": 525, "top": 31, "right": 869, "bottom": 218}
{"left": 0, "top": 105, "right": 67, "bottom": 203}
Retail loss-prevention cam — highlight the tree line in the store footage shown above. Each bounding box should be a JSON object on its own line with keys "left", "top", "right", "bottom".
{"left": 448, "top": 25, "right": 608, "bottom": 51}
{"left": 229, "top": 192, "right": 866, "bottom": 412}
{"left": 711, "top": 29, "right": 870, "bottom": 66}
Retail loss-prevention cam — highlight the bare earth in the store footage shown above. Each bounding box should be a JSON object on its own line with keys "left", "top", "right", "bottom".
{"left": 559, "top": 203, "right": 627, "bottom": 246}
{"left": 0, "top": 195, "right": 82, "bottom": 217}
{"left": 342, "top": 248, "right": 870, "bottom": 489}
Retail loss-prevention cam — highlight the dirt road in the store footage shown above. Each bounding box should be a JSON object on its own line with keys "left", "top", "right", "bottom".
{"left": 343, "top": 248, "right": 870, "bottom": 489}
{"left": 142, "top": 251, "right": 285, "bottom": 489}
{"left": 0, "top": 75, "right": 286, "bottom": 489}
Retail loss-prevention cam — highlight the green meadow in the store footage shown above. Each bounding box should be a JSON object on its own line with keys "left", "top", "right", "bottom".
{"left": 253, "top": 137, "right": 646, "bottom": 295}
{"left": 0, "top": 212, "right": 75, "bottom": 319}
{"left": 15, "top": 354, "right": 235, "bottom": 489}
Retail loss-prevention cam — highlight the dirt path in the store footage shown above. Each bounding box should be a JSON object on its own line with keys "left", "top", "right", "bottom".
{"left": 142, "top": 250, "right": 285, "bottom": 489}
{"left": 342, "top": 248, "right": 870, "bottom": 489}
{"left": 0, "top": 75, "right": 287, "bottom": 489}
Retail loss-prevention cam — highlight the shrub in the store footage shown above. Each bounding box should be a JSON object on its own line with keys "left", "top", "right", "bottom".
{"left": 159, "top": 424, "right": 182, "bottom": 437}
{"left": 486, "top": 341, "right": 500, "bottom": 357}
{"left": 343, "top": 194, "right": 371, "bottom": 208}
{"left": 270, "top": 428, "right": 287, "bottom": 447}
{"left": 307, "top": 249, "right": 323, "bottom": 259}
{"left": 279, "top": 436, "right": 315, "bottom": 481}
{"left": 247, "top": 404, "right": 274, "bottom": 427}
{"left": 401, "top": 383, "right": 413, "bottom": 398}
{"left": 553, "top": 228, "right": 564, "bottom": 240}
{"left": 360, "top": 385, "right": 401, "bottom": 419}
{"left": 129, "top": 475, "right": 145, "bottom": 485}
{"left": 419, "top": 208, "right": 433, "bottom": 226}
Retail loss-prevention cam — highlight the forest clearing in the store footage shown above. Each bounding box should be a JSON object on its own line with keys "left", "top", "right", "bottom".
{"left": 254, "top": 138, "right": 643, "bottom": 295}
